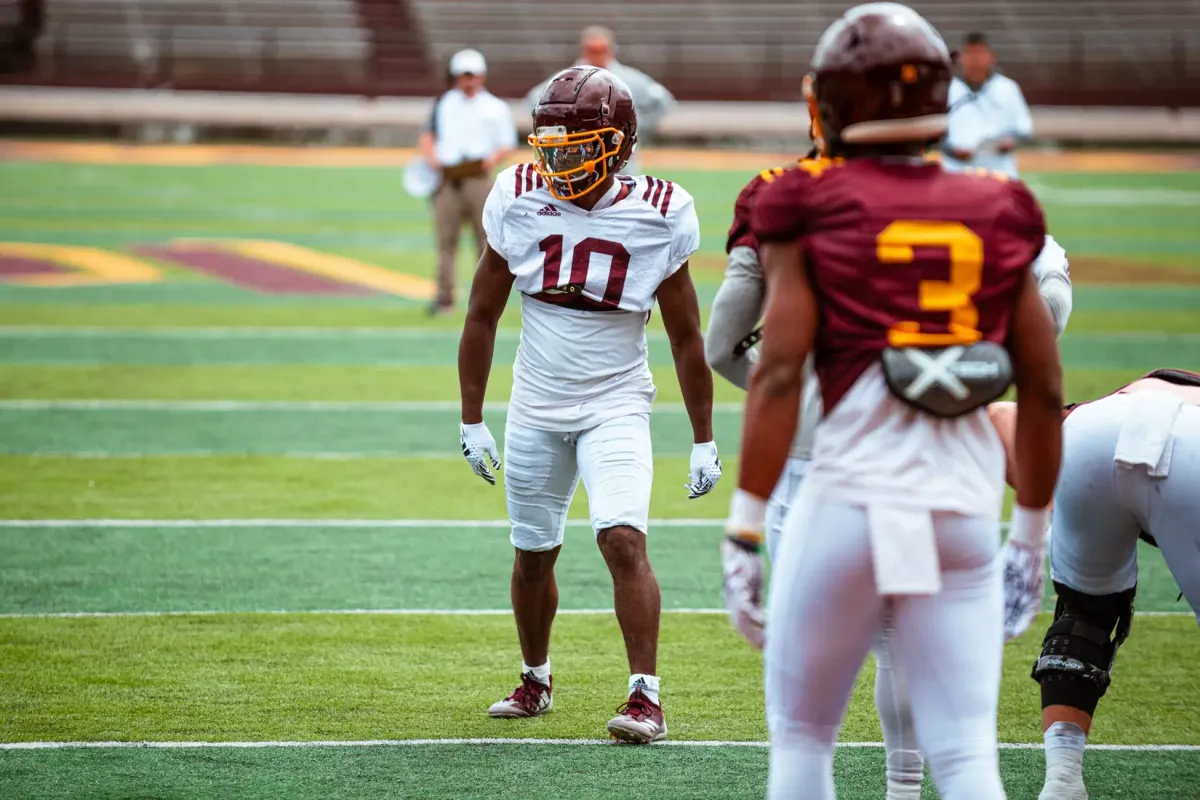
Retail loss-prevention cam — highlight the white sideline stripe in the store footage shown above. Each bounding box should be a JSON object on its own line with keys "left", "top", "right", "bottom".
{"left": 0, "top": 607, "right": 1189, "bottom": 620}
{"left": 0, "top": 518, "right": 725, "bottom": 528}
{"left": 0, "top": 399, "right": 746, "bottom": 413}
{"left": 1, "top": 738, "right": 1196, "bottom": 752}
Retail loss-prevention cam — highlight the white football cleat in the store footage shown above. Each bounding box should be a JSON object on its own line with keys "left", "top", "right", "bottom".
{"left": 606, "top": 688, "right": 667, "bottom": 744}
{"left": 487, "top": 672, "right": 552, "bottom": 718}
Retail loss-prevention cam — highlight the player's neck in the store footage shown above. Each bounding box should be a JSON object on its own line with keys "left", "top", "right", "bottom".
{"left": 569, "top": 176, "right": 618, "bottom": 212}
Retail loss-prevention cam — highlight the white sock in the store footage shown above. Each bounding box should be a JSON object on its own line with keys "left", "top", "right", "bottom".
{"left": 886, "top": 775, "right": 923, "bottom": 800}
{"left": 522, "top": 660, "right": 551, "bottom": 686}
{"left": 629, "top": 673, "right": 660, "bottom": 704}
{"left": 769, "top": 737, "right": 835, "bottom": 800}
{"left": 1044, "top": 721, "right": 1087, "bottom": 782}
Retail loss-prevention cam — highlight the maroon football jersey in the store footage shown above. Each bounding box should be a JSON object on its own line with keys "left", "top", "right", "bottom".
{"left": 752, "top": 158, "right": 1046, "bottom": 411}
{"left": 725, "top": 154, "right": 822, "bottom": 255}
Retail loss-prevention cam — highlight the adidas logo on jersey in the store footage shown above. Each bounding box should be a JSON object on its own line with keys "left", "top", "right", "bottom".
{"left": 536, "top": 205, "right": 561, "bottom": 216}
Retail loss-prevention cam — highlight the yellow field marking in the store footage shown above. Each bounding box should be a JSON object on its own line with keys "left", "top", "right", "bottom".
{"left": 0, "top": 243, "right": 162, "bottom": 286}
{"left": 213, "top": 239, "right": 434, "bottom": 300}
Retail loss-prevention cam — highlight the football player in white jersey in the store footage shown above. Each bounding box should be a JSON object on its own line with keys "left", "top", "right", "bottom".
{"left": 709, "top": 77, "right": 1073, "bottom": 799}
{"left": 457, "top": 66, "right": 721, "bottom": 744}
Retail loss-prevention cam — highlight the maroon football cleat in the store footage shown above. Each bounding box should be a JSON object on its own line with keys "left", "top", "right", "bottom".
{"left": 488, "top": 672, "right": 553, "bottom": 718}
{"left": 606, "top": 687, "right": 667, "bottom": 743}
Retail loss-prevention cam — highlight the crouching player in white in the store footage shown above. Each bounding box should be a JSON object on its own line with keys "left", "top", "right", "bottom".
{"left": 989, "top": 370, "right": 1200, "bottom": 800}
{"left": 719, "top": 5, "right": 1065, "bottom": 798}
{"left": 457, "top": 66, "right": 721, "bottom": 743}
{"left": 708, "top": 75, "right": 1074, "bottom": 799}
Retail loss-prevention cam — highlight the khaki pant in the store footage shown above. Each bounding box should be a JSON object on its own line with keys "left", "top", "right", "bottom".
{"left": 432, "top": 174, "right": 490, "bottom": 306}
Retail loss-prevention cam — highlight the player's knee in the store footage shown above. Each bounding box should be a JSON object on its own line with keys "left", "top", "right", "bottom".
{"left": 596, "top": 525, "right": 647, "bottom": 570}
{"left": 1032, "top": 582, "right": 1135, "bottom": 716}
{"left": 513, "top": 547, "right": 558, "bottom": 584}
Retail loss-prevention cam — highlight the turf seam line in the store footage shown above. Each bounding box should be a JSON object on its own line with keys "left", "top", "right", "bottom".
{"left": 1, "top": 608, "right": 1189, "bottom": 619}
{"left": 1, "top": 739, "right": 1197, "bottom": 751}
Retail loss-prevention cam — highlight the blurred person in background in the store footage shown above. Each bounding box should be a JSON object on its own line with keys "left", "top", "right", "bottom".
{"left": 942, "top": 32, "right": 1032, "bottom": 178}
{"left": 418, "top": 48, "right": 517, "bottom": 315}
{"left": 525, "top": 25, "right": 675, "bottom": 174}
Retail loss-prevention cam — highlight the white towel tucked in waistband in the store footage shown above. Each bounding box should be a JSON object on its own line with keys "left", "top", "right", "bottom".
{"left": 1115, "top": 391, "right": 1183, "bottom": 477}
{"left": 867, "top": 504, "right": 942, "bottom": 595}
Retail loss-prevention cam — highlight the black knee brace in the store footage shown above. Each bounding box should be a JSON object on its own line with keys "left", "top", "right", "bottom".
{"left": 1031, "top": 582, "right": 1135, "bottom": 716}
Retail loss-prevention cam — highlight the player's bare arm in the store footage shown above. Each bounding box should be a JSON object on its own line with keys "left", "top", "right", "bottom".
{"left": 658, "top": 262, "right": 722, "bottom": 499}
{"left": 1009, "top": 270, "right": 1065, "bottom": 511}
{"left": 658, "top": 262, "right": 713, "bottom": 443}
{"left": 1001, "top": 268, "right": 1066, "bottom": 640}
{"left": 457, "top": 245, "right": 515, "bottom": 483}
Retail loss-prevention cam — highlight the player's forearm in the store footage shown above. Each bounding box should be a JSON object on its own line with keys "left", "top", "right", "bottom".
{"left": 704, "top": 250, "right": 765, "bottom": 391}
{"left": 458, "top": 316, "right": 497, "bottom": 424}
{"left": 673, "top": 334, "right": 714, "bottom": 442}
{"left": 737, "top": 356, "right": 802, "bottom": 499}
{"left": 1013, "top": 373, "right": 1063, "bottom": 509}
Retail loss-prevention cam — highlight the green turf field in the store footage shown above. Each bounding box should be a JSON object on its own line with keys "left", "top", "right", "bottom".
{"left": 0, "top": 153, "right": 1198, "bottom": 799}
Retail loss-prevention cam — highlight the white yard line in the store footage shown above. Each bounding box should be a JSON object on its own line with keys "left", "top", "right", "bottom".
{"left": 0, "top": 608, "right": 728, "bottom": 620}
{"left": 0, "top": 399, "right": 746, "bottom": 413}
{"left": 1, "top": 738, "right": 1196, "bottom": 752}
{"left": 0, "top": 518, "right": 725, "bottom": 528}
{"left": 0, "top": 607, "right": 1188, "bottom": 620}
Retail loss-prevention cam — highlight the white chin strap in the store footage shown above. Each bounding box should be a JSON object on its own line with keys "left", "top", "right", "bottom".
{"left": 840, "top": 114, "right": 948, "bottom": 144}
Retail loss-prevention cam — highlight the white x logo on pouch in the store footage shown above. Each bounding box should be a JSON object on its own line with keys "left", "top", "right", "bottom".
{"left": 902, "top": 346, "right": 969, "bottom": 401}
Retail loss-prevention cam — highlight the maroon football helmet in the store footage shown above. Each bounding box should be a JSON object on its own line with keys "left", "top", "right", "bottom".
{"left": 529, "top": 66, "right": 638, "bottom": 200}
{"left": 810, "top": 3, "right": 952, "bottom": 155}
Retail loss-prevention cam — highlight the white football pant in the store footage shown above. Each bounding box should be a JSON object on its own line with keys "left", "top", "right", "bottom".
{"left": 764, "top": 484, "right": 1005, "bottom": 800}
{"left": 504, "top": 414, "right": 653, "bottom": 551}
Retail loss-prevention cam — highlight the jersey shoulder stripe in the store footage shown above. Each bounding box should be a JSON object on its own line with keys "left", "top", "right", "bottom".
{"left": 513, "top": 164, "right": 544, "bottom": 198}
{"left": 640, "top": 176, "right": 675, "bottom": 217}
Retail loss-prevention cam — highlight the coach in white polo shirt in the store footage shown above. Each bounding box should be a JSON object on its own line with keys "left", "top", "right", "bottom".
{"left": 418, "top": 49, "right": 517, "bottom": 314}
{"left": 942, "top": 32, "right": 1033, "bottom": 178}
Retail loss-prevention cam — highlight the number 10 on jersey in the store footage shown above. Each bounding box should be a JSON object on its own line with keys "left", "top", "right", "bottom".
{"left": 539, "top": 235, "right": 632, "bottom": 309}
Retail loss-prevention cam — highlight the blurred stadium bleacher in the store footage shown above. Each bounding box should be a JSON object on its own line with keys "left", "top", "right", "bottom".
{"left": 5, "top": 0, "right": 1198, "bottom": 105}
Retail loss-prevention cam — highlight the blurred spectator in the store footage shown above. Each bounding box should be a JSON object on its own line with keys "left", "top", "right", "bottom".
{"left": 417, "top": 48, "right": 516, "bottom": 315}
{"left": 942, "top": 32, "right": 1032, "bottom": 178}
{"left": 525, "top": 25, "right": 675, "bottom": 174}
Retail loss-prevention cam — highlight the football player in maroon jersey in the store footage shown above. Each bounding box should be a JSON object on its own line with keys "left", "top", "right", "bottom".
{"left": 720, "top": 4, "right": 1064, "bottom": 798}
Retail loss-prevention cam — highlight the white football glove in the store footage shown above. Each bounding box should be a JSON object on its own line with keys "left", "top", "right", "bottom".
{"left": 722, "top": 489, "right": 767, "bottom": 649}
{"left": 460, "top": 421, "right": 502, "bottom": 485}
{"left": 721, "top": 537, "right": 765, "bottom": 649}
{"left": 686, "top": 441, "right": 722, "bottom": 499}
{"left": 1001, "top": 539, "right": 1047, "bottom": 641}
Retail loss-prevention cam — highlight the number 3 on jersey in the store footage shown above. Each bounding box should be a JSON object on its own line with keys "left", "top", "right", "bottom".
{"left": 538, "top": 235, "right": 631, "bottom": 309}
{"left": 876, "top": 221, "right": 984, "bottom": 347}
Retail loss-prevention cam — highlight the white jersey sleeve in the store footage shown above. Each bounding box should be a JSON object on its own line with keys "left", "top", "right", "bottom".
{"left": 1033, "top": 234, "right": 1072, "bottom": 337}
{"left": 482, "top": 164, "right": 523, "bottom": 259}
{"left": 666, "top": 192, "right": 701, "bottom": 276}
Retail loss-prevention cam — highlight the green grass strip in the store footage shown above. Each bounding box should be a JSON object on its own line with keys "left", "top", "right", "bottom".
{"left": 1, "top": 745, "right": 1198, "bottom": 800}
{"left": 1, "top": 614, "right": 1197, "bottom": 746}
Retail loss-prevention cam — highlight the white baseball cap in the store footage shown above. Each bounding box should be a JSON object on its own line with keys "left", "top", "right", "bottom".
{"left": 449, "top": 49, "right": 487, "bottom": 77}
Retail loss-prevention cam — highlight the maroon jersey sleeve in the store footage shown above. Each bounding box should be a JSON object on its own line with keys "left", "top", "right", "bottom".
{"left": 750, "top": 167, "right": 819, "bottom": 245}
{"left": 725, "top": 172, "right": 768, "bottom": 254}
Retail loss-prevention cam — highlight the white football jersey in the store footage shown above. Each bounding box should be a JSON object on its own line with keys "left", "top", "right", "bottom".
{"left": 483, "top": 164, "right": 701, "bottom": 432}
